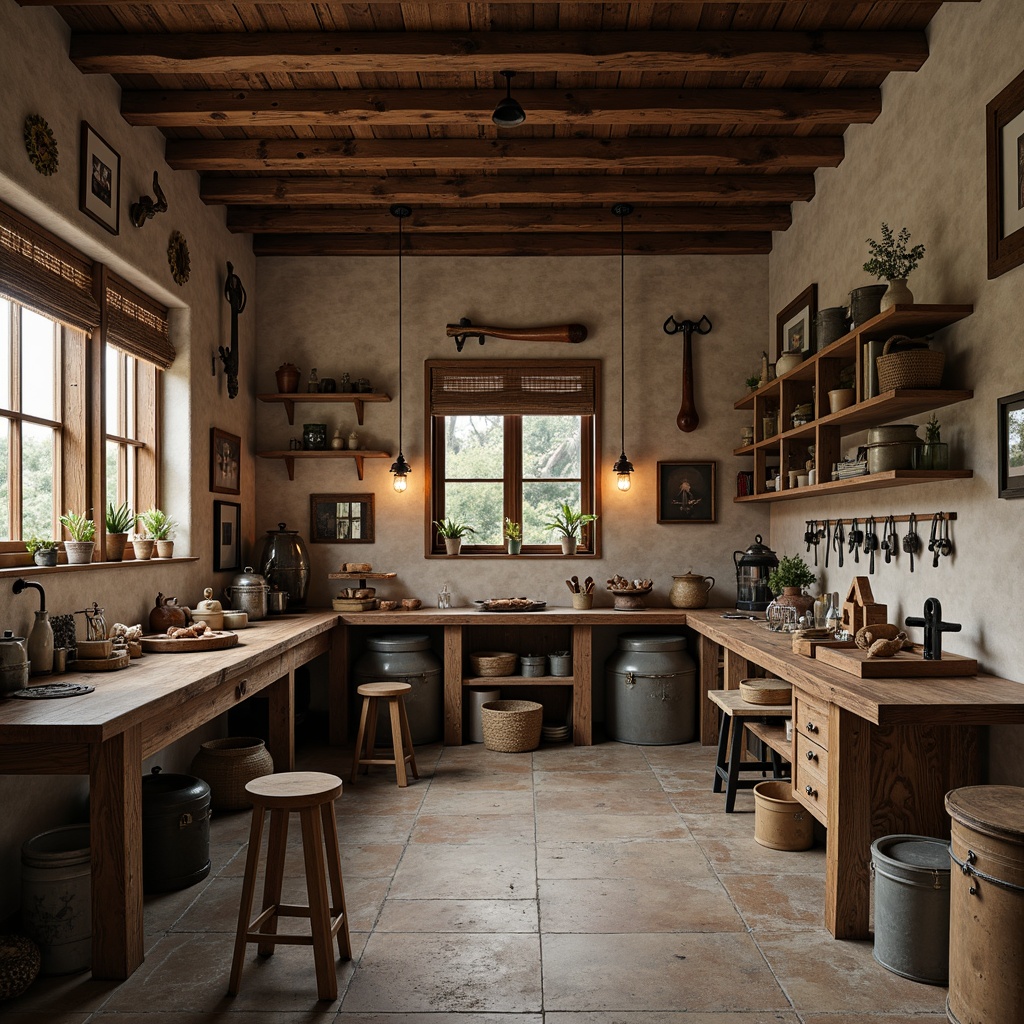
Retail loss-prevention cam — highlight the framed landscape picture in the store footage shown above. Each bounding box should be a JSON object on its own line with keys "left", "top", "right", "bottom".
{"left": 657, "top": 461, "right": 716, "bottom": 524}
{"left": 79, "top": 122, "right": 120, "bottom": 235}
{"left": 310, "top": 493, "right": 375, "bottom": 543}
{"left": 998, "top": 390, "right": 1024, "bottom": 498}
{"left": 776, "top": 284, "right": 817, "bottom": 359}
{"left": 987, "top": 68, "right": 1024, "bottom": 279}
{"left": 213, "top": 501, "right": 241, "bottom": 572}
{"left": 210, "top": 427, "right": 241, "bottom": 495}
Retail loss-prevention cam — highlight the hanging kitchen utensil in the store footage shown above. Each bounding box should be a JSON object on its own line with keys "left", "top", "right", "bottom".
{"left": 929, "top": 512, "right": 942, "bottom": 568}
{"left": 881, "top": 515, "right": 898, "bottom": 565}
{"left": 810, "top": 521, "right": 822, "bottom": 566}
{"left": 940, "top": 515, "right": 952, "bottom": 560}
{"left": 864, "top": 516, "right": 879, "bottom": 575}
{"left": 848, "top": 517, "right": 863, "bottom": 563}
{"left": 833, "top": 519, "right": 845, "bottom": 569}
{"left": 662, "top": 313, "right": 713, "bottom": 432}
{"left": 903, "top": 513, "right": 919, "bottom": 573}
{"left": 804, "top": 521, "right": 815, "bottom": 554}
{"left": 822, "top": 519, "right": 831, "bottom": 568}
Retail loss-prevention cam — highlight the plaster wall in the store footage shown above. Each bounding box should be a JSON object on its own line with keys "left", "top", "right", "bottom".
{"left": 0, "top": 0, "right": 257, "bottom": 919}
{"left": 767, "top": 0, "right": 1024, "bottom": 781}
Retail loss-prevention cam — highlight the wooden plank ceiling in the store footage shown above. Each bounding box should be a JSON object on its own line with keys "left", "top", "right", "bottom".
{"left": 37, "top": 0, "right": 971, "bottom": 256}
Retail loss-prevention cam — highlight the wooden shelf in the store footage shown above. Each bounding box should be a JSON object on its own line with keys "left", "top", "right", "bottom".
{"left": 257, "top": 449, "right": 391, "bottom": 480}
{"left": 257, "top": 392, "right": 391, "bottom": 425}
{"left": 462, "top": 675, "right": 573, "bottom": 687}
{"left": 735, "top": 469, "right": 973, "bottom": 503}
{"left": 327, "top": 571, "right": 397, "bottom": 581}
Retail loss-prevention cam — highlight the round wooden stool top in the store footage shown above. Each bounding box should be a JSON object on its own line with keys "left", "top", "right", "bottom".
{"left": 357, "top": 681, "right": 412, "bottom": 699}
{"left": 244, "top": 771, "right": 343, "bottom": 808}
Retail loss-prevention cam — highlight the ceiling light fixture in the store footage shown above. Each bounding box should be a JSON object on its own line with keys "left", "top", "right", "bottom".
{"left": 492, "top": 70, "right": 526, "bottom": 128}
{"left": 612, "top": 203, "right": 634, "bottom": 492}
{"left": 390, "top": 204, "right": 412, "bottom": 492}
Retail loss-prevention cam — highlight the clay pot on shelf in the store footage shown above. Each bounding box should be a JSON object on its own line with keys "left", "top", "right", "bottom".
{"left": 149, "top": 593, "right": 189, "bottom": 634}
{"left": 156, "top": 540, "right": 174, "bottom": 558}
{"left": 828, "top": 388, "right": 855, "bottom": 414}
{"left": 64, "top": 540, "right": 95, "bottom": 565}
{"left": 106, "top": 533, "right": 129, "bottom": 562}
{"left": 132, "top": 538, "right": 155, "bottom": 560}
{"left": 880, "top": 278, "right": 914, "bottom": 312}
{"left": 774, "top": 587, "right": 814, "bottom": 620}
{"left": 775, "top": 350, "right": 803, "bottom": 377}
{"left": 275, "top": 363, "right": 300, "bottom": 393}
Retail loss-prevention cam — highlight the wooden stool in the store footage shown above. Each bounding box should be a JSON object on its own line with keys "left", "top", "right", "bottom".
{"left": 708, "top": 689, "right": 792, "bottom": 813}
{"left": 351, "top": 681, "right": 419, "bottom": 788}
{"left": 228, "top": 771, "right": 351, "bottom": 1002}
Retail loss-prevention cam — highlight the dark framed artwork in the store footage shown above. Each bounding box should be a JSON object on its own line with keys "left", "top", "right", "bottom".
{"left": 213, "top": 500, "right": 241, "bottom": 571}
{"left": 79, "top": 122, "right": 120, "bottom": 235}
{"left": 987, "top": 69, "right": 1024, "bottom": 279}
{"left": 998, "top": 390, "right": 1024, "bottom": 498}
{"left": 310, "top": 492, "right": 375, "bottom": 543}
{"left": 210, "top": 427, "right": 241, "bottom": 495}
{"left": 657, "top": 461, "right": 717, "bottom": 524}
{"left": 776, "top": 284, "right": 817, "bottom": 359}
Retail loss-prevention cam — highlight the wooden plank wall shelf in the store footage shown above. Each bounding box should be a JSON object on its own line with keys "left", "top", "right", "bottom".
{"left": 257, "top": 449, "right": 391, "bottom": 481}
{"left": 733, "top": 304, "right": 974, "bottom": 502}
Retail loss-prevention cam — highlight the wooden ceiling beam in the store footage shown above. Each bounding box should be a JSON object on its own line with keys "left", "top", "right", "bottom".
{"left": 71, "top": 30, "right": 928, "bottom": 76}
{"left": 251, "top": 232, "right": 774, "bottom": 257}
{"left": 167, "top": 136, "right": 843, "bottom": 173}
{"left": 228, "top": 205, "right": 793, "bottom": 234}
{"left": 122, "top": 87, "right": 881, "bottom": 129}
{"left": 21, "top": 0, "right": 980, "bottom": 6}
{"left": 200, "top": 173, "right": 815, "bottom": 205}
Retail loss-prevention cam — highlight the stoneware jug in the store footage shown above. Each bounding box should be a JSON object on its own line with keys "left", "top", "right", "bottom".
{"left": 670, "top": 569, "right": 716, "bottom": 609}
{"left": 0, "top": 630, "right": 30, "bottom": 694}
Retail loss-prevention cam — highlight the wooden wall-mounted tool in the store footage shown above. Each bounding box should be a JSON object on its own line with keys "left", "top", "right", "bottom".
{"left": 446, "top": 318, "right": 587, "bottom": 352}
{"left": 663, "top": 314, "right": 712, "bottom": 432}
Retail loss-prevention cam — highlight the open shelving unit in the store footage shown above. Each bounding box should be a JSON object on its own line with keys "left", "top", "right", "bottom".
{"left": 257, "top": 449, "right": 391, "bottom": 480}
{"left": 257, "top": 391, "right": 391, "bottom": 425}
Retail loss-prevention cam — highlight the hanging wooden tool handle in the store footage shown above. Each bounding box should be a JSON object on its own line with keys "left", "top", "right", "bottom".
{"left": 446, "top": 319, "right": 587, "bottom": 351}
{"left": 663, "top": 314, "right": 712, "bottom": 433}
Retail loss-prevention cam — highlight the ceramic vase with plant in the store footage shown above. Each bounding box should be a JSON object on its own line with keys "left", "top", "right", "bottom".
{"left": 139, "top": 507, "right": 176, "bottom": 558}
{"left": 105, "top": 501, "right": 136, "bottom": 562}
{"left": 918, "top": 413, "right": 949, "bottom": 471}
{"left": 504, "top": 518, "right": 522, "bottom": 555}
{"left": 433, "top": 516, "right": 475, "bottom": 555}
{"left": 26, "top": 537, "right": 59, "bottom": 567}
{"left": 59, "top": 510, "right": 96, "bottom": 564}
{"left": 543, "top": 502, "right": 598, "bottom": 555}
{"left": 767, "top": 554, "right": 817, "bottom": 619}
{"left": 745, "top": 375, "right": 761, "bottom": 394}
{"left": 863, "top": 223, "right": 926, "bottom": 312}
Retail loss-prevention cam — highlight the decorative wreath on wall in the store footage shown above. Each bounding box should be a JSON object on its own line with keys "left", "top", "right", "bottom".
{"left": 23, "top": 114, "right": 59, "bottom": 176}
{"left": 167, "top": 230, "right": 191, "bottom": 285}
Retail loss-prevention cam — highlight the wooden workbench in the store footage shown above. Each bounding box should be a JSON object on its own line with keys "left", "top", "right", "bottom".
{"left": 0, "top": 611, "right": 338, "bottom": 981}
{"left": 685, "top": 609, "right": 1024, "bottom": 939}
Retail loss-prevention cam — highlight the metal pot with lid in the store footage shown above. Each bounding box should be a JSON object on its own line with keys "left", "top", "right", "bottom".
{"left": 733, "top": 534, "right": 778, "bottom": 613}
{"left": 1, "top": 630, "right": 30, "bottom": 695}
{"left": 224, "top": 567, "right": 269, "bottom": 621}
{"left": 256, "top": 522, "right": 310, "bottom": 609}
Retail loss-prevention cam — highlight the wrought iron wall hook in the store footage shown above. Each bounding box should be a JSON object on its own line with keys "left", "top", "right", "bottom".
{"left": 218, "top": 261, "right": 247, "bottom": 400}
{"left": 662, "top": 313, "right": 713, "bottom": 432}
{"left": 662, "top": 313, "right": 712, "bottom": 336}
{"left": 128, "top": 171, "right": 168, "bottom": 229}
{"left": 450, "top": 317, "right": 486, "bottom": 353}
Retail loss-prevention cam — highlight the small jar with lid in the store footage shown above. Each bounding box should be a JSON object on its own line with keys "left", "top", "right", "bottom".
{"left": 331, "top": 429, "right": 345, "bottom": 450}
{"left": 192, "top": 588, "right": 224, "bottom": 631}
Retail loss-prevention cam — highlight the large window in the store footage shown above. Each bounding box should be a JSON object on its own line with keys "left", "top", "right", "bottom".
{"left": 427, "top": 360, "right": 599, "bottom": 555}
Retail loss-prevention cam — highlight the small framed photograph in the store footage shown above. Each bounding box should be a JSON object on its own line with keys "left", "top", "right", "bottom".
{"left": 210, "top": 427, "right": 241, "bottom": 495}
{"left": 776, "top": 284, "right": 817, "bottom": 359}
{"left": 310, "top": 492, "right": 375, "bottom": 543}
{"left": 657, "top": 461, "right": 716, "bottom": 524}
{"left": 79, "top": 122, "right": 120, "bottom": 235}
{"left": 998, "top": 390, "right": 1024, "bottom": 498}
{"left": 213, "top": 500, "right": 241, "bottom": 571}
{"left": 987, "top": 69, "right": 1024, "bottom": 279}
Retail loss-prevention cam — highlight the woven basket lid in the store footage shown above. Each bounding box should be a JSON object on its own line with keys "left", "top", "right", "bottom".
{"left": 739, "top": 677, "right": 793, "bottom": 706}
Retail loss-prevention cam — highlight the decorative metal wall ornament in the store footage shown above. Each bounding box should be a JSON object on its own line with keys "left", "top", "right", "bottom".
{"left": 218, "top": 261, "right": 247, "bottom": 399}
{"left": 23, "top": 115, "right": 58, "bottom": 176}
{"left": 662, "top": 313, "right": 713, "bottom": 432}
{"left": 167, "top": 230, "right": 190, "bottom": 285}
{"left": 129, "top": 171, "right": 168, "bottom": 228}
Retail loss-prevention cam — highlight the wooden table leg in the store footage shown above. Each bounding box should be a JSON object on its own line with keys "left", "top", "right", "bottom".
{"left": 443, "top": 625, "right": 463, "bottom": 745}
{"left": 572, "top": 625, "right": 592, "bottom": 746}
{"left": 698, "top": 633, "right": 720, "bottom": 746}
{"left": 724, "top": 648, "right": 750, "bottom": 689}
{"left": 89, "top": 727, "right": 144, "bottom": 980}
{"left": 328, "top": 624, "right": 348, "bottom": 746}
{"left": 266, "top": 670, "right": 295, "bottom": 771}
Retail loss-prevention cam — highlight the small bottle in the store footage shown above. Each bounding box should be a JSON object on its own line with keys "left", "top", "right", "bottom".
{"left": 825, "top": 592, "right": 842, "bottom": 635}
{"left": 437, "top": 583, "right": 451, "bottom": 610}
{"left": 307, "top": 367, "right": 319, "bottom": 392}
{"left": 813, "top": 593, "right": 829, "bottom": 629}
{"left": 330, "top": 429, "right": 345, "bottom": 450}
{"left": 347, "top": 429, "right": 359, "bottom": 450}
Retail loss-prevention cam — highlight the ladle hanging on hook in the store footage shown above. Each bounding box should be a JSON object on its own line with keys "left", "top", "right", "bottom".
{"left": 663, "top": 314, "right": 712, "bottom": 432}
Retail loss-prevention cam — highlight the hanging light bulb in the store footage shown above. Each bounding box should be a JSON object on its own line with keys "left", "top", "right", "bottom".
{"left": 492, "top": 70, "right": 526, "bottom": 128}
{"left": 612, "top": 202, "right": 634, "bottom": 491}
{"left": 390, "top": 204, "right": 412, "bottom": 492}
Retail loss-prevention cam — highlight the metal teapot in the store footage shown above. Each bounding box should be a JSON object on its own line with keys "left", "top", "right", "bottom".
{"left": 224, "top": 567, "right": 269, "bottom": 621}
{"left": 1, "top": 630, "right": 30, "bottom": 695}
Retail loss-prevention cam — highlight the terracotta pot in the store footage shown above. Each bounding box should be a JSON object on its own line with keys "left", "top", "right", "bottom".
{"left": 156, "top": 540, "right": 174, "bottom": 558}
{"left": 132, "top": 538, "right": 155, "bottom": 560}
{"left": 106, "top": 533, "right": 129, "bottom": 562}
{"left": 775, "top": 586, "right": 814, "bottom": 620}
{"left": 275, "top": 362, "right": 300, "bottom": 393}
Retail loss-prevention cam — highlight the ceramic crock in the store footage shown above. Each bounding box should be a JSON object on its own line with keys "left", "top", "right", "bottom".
{"left": 1, "top": 630, "right": 30, "bottom": 694}
{"left": 669, "top": 569, "right": 716, "bottom": 609}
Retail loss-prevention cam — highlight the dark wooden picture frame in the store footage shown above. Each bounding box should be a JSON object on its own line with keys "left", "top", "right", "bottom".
{"left": 987, "top": 69, "right": 1024, "bottom": 279}
{"left": 210, "top": 427, "right": 241, "bottom": 495}
{"left": 998, "top": 390, "right": 1024, "bottom": 498}
{"left": 310, "top": 492, "right": 375, "bottom": 543}
{"left": 213, "top": 500, "right": 241, "bottom": 571}
{"left": 657, "top": 461, "right": 716, "bottom": 524}
{"left": 79, "top": 122, "right": 120, "bottom": 235}
{"left": 776, "top": 284, "right": 817, "bottom": 359}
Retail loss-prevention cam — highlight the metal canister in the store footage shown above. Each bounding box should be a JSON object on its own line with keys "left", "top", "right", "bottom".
{"left": 256, "top": 522, "right": 311, "bottom": 608}
{"left": 354, "top": 634, "right": 443, "bottom": 745}
{"left": 224, "top": 566, "right": 269, "bottom": 621}
{"left": 865, "top": 424, "right": 921, "bottom": 473}
{"left": 605, "top": 634, "right": 696, "bottom": 745}
{"left": 1, "top": 630, "right": 30, "bottom": 694}
{"left": 141, "top": 767, "right": 211, "bottom": 893}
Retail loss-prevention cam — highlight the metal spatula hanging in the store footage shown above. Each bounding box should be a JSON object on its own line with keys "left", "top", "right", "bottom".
{"left": 902, "top": 513, "right": 920, "bottom": 572}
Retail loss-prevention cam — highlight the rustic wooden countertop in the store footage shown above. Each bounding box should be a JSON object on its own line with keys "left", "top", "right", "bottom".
{"left": 336, "top": 606, "right": 691, "bottom": 627}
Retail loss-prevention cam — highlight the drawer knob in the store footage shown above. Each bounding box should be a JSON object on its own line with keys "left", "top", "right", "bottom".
{"left": 805, "top": 784, "right": 818, "bottom": 797}
{"left": 805, "top": 750, "right": 818, "bottom": 762}
{"left": 805, "top": 722, "right": 819, "bottom": 733}
{"left": 236, "top": 679, "right": 248, "bottom": 699}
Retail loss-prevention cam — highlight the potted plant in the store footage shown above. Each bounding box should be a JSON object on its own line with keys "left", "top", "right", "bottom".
{"left": 25, "top": 536, "right": 59, "bottom": 567}
{"left": 918, "top": 413, "right": 949, "bottom": 471}
{"left": 863, "top": 223, "right": 926, "bottom": 311}
{"left": 543, "top": 501, "right": 598, "bottom": 555}
{"left": 105, "top": 500, "right": 137, "bottom": 562}
{"left": 767, "top": 554, "right": 817, "bottom": 619}
{"left": 138, "top": 507, "right": 177, "bottom": 558}
{"left": 433, "top": 516, "right": 475, "bottom": 556}
{"left": 59, "top": 510, "right": 96, "bottom": 564}
{"left": 745, "top": 374, "right": 761, "bottom": 393}
{"left": 504, "top": 518, "right": 522, "bottom": 556}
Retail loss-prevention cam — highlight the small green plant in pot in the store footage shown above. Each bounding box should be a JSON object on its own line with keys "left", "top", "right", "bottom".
{"left": 543, "top": 502, "right": 598, "bottom": 555}
{"left": 504, "top": 518, "right": 522, "bottom": 555}
{"left": 59, "top": 510, "right": 96, "bottom": 564}
{"left": 767, "top": 554, "right": 817, "bottom": 620}
{"left": 105, "top": 501, "right": 137, "bottom": 562}
{"left": 918, "top": 413, "right": 949, "bottom": 471}
{"left": 863, "top": 223, "right": 926, "bottom": 311}
{"left": 26, "top": 536, "right": 59, "bottom": 567}
{"left": 433, "top": 516, "right": 475, "bottom": 555}
{"left": 138, "top": 507, "right": 177, "bottom": 558}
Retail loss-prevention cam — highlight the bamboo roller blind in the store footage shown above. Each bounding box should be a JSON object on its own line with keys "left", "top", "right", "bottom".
{"left": 105, "top": 272, "right": 174, "bottom": 369}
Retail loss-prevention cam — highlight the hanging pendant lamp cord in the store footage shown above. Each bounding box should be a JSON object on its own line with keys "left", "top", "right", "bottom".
{"left": 619, "top": 210, "right": 625, "bottom": 454}
{"left": 397, "top": 212, "right": 403, "bottom": 452}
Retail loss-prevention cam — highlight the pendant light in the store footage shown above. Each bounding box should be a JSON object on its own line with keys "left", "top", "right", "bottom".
{"left": 612, "top": 203, "right": 634, "bottom": 491}
{"left": 492, "top": 70, "right": 526, "bottom": 128}
{"left": 390, "top": 204, "right": 412, "bottom": 492}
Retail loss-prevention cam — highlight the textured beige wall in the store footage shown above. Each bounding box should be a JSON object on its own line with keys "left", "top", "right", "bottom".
{"left": 256, "top": 254, "right": 769, "bottom": 610}
{"left": 0, "top": 0, "right": 256, "bottom": 917}
{"left": 767, "top": 0, "right": 1024, "bottom": 781}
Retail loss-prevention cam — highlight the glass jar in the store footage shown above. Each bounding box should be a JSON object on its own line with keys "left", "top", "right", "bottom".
{"left": 256, "top": 523, "right": 310, "bottom": 608}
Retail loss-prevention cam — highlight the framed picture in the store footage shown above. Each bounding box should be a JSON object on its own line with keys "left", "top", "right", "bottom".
{"left": 79, "top": 122, "right": 120, "bottom": 235}
{"left": 776, "top": 284, "right": 817, "bottom": 359}
{"left": 210, "top": 427, "right": 241, "bottom": 495}
{"left": 987, "top": 69, "right": 1024, "bottom": 279}
{"left": 998, "top": 390, "right": 1024, "bottom": 498}
{"left": 657, "top": 461, "right": 716, "bottom": 524}
{"left": 310, "top": 493, "right": 375, "bottom": 543}
{"left": 213, "top": 500, "right": 241, "bottom": 571}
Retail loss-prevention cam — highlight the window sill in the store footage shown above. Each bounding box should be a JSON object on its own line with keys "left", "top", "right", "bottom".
{"left": 0, "top": 556, "right": 199, "bottom": 577}
{"left": 425, "top": 551, "right": 598, "bottom": 559}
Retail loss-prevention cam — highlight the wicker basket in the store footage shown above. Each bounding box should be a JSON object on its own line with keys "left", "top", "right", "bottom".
{"left": 876, "top": 337, "right": 945, "bottom": 391}
{"left": 0, "top": 935, "right": 41, "bottom": 1001}
{"left": 481, "top": 699, "right": 543, "bottom": 752}
{"left": 190, "top": 736, "right": 274, "bottom": 810}
{"left": 739, "top": 677, "right": 793, "bottom": 706}
{"left": 469, "top": 651, "right": 518, "bottom": 676}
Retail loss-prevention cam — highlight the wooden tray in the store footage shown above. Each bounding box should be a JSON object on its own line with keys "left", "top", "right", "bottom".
{"left": 792, "top": 637, "right": 858, "bottom": 658}
{"left": 140, "top": 631, "right": 240, "bottom": 654}
{"left": 815, "top": 645, "right": 978, "bottom": 678}
{"left": 73, "top": 651, "right": 130, "bottom": 672}
{"left": 332, "top": 598, "right": 378, "bottom": 611}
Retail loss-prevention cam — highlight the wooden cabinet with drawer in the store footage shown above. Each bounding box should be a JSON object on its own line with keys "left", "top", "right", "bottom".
{"left": 793, "top": 688, "right": 829, "bottom": 825}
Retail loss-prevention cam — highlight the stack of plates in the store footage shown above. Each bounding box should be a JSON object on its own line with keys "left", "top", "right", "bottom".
{"left": 541, "top": 724, "right": 571, "bottom": 743}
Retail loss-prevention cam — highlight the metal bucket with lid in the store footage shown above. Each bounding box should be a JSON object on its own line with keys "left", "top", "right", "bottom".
{"left": 224, "top": 567, "right": 269, "bottom": 621}
{"left": 865, "top": 424, "right": 921, "bottom": 474}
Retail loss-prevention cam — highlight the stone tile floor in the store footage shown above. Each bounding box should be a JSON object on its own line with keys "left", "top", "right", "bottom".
{"left": 7, "top": 739, "right": 949, "bottom": 1022}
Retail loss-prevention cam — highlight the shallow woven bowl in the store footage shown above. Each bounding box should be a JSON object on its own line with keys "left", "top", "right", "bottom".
{"left": 481, "top": 699, "right": 543, "bottom": 753}
{"left": 469, "top": 651, "right": 518, "bottom": 676}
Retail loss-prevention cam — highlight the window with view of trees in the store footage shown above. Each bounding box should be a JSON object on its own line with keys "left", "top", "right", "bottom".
{"left": 427, "top": 360, "right": 599, "bottom": 555}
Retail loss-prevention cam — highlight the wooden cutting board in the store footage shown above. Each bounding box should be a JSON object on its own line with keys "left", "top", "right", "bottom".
{"left": 792, "top": 637, "right": 857, "bottom": 658}
{"left": 73, "top": 651, "right": 131, "bottom": 671}
{"left": 140, "top": 631, "right": 239, "bottom": 654}
{"left": 815, "top": 645, "right": 978, "bottom": 678}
